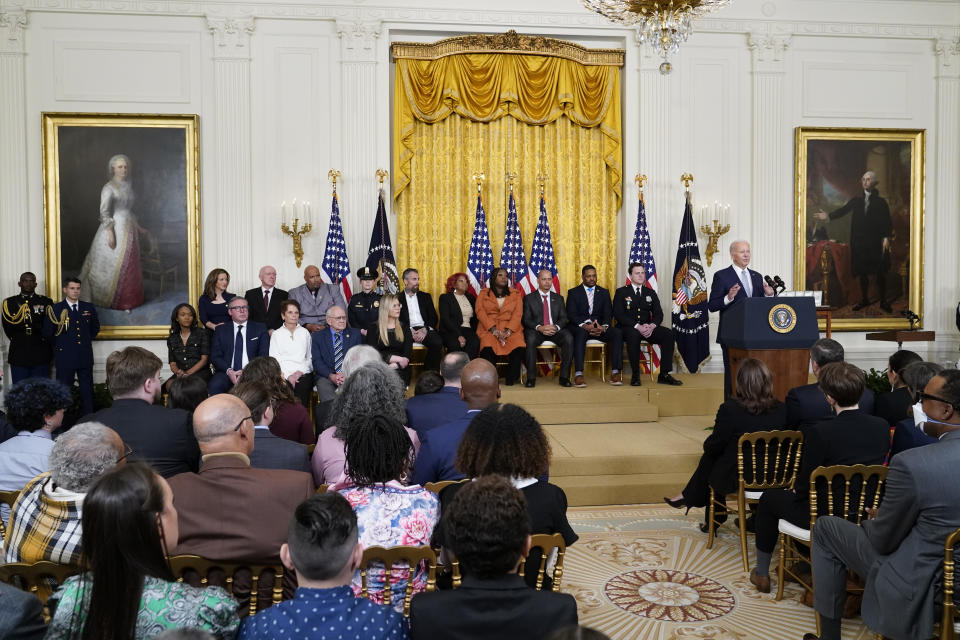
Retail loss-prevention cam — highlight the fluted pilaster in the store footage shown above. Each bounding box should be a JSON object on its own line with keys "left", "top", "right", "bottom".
{"left": 0, "top": 10, "right": 29, "bottom": 290}
{"left": 933, "top": 38, "right": 960, "bottom": 342}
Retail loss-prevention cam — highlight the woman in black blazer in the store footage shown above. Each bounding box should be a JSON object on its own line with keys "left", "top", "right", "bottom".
{"left": 874, "top": 349, "right": 922, "bottom": 425}
{"left": 366, "top": 293, "right": 413, "bottom": 386}
{"left": 437, "top": 272, "right": 480, "bottom": 359}
{"left": 664, "top": 358, "right": 786, "bottom": 530}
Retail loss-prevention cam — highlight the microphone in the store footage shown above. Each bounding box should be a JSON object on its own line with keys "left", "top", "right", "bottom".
{"left": 764, "top": 275, "right": 778, "bottom": 296}
{"left": 774, "top": 276, "right": 787, "bottom": 293}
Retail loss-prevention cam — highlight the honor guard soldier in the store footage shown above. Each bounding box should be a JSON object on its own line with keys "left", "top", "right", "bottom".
{"left": 43, "top": 277, "right": 100, "bottom": 416}
{"left": 2, "top": 272, "right": 54, "bottom": 382}
{"left": 348, "top": 266, "right": 382, "bottom": 336}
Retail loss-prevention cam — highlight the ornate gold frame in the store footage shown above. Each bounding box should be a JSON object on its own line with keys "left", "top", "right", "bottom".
{"left": 391, "top": 30, "right": 625, "bottom": 66}
{"left": 794, "top": 127, "right": 925, "bottom": 332}
{"left": 42, "top": 112, "right": 202, "bottom": 339}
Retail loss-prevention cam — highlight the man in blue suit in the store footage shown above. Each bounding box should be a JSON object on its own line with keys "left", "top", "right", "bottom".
{"left": 43, "top": 277, "right": 100, "bottom": 416}
{"left": 566, "top": 265, "right": 623, "bottom": 387}
{"left": 209, "top": 297, "right": 269, "bottom": 395}
{"left": 707, "top": 240, "right": 774, "bottom": 398}
{"left": 406, "top": 351, "right": 469, "bottom": 437}
{"left": 310, "top": 305, "right": 361, "bottom": 428}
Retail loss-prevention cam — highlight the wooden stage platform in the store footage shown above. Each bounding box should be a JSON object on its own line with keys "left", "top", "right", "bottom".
{"left": 498, "top": 372, "right": 725, "bottom": 507}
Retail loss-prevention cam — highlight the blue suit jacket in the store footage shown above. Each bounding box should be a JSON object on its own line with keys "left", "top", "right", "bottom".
{"left": 785, "top": 381, "right": 875, "bottom": 432}
{"left": 310, "top": 327, "right": 362, "bottom": 378}
{"left": 42, "top": 300, "right": 99, "bottom": 368}
{"left": 405, "top": 386, "right": 468, "bottom": 438}
{"left": 411, "top": 410, "right": 481, "bottom": 486}
{"left": 565, "top": 285, "right": 614, "bottom": 327}
{"left": 210, "top": 321, "right": 269, "bottom": 373}
{"left": 707, "top": 265, "right": 767, "bottom": 344}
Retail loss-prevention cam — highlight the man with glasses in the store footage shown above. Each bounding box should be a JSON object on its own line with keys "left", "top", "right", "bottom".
{"left": 209, "top": 298, "right": 269, "bottom": 395}
{"left": 311, "top": 305, "right": 361, "bottom": 430}
{"left": 804, "top": 369, "right": 960, "bottom": 640}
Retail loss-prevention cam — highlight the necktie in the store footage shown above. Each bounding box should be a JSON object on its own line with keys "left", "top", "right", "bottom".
{"left": 634, "top": 287, "right": 640, "bottom": 296}
{"left": 864, "top": 192, "right": 870, "bottom": 212}
{"left": 71, "top": 303, "right": 78, "bottom": 313}
{"left": 542, "top": 295, "right": 551, "bottom": 326}
{"left": 263, "top": 289, "right": 270, "bottom": 311}
{"left": 333, "top": 331, "right": 344, "bottom": 373}
{"left": 741, "top": 269, "right": 752, "bottom": 297}
{"left": 233, "top": 325, "right": 244, "bottom": 370}
{"left": 586, "top": 287, "right": 595, "bottom": 314}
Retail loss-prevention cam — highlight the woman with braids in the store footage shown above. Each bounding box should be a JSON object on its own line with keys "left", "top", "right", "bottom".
{"left": 437, "top": 403, "right": 578, "bottom": 589}
{"left": 238, "top": 356, "right": 313, "bottom": 445}
{"left": 337, "top": 412, "right": 439, "bottom": 614}
{"left": 313, "top": 359, "right": 421, "bottom": 486}
{"left": 475, "top": 267, "right": 525, "bottom": 385}
{"left": 45, "top": 462, "right": 239, "bottom": 638}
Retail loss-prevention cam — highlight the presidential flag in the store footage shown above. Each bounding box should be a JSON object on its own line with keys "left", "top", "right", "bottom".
{"left": 525, "top": 195, "right": 560, "bottom": 293}
{"left": 320, "top": 192, "right": 352, "bottom": 302}
{"left": 466, "top": 194, "right": 495, "bottom": 296}
{"left": 500, "top": 192, "right": 533, "bottom": 294}
{"left": 671, "top": 191, "right": 710, "bottom": 373}
{"left": 627, "top": 193, "right": 661, "bottom": 373}
{"left": 366, "top": 189, "right": 399, "bottom": 294}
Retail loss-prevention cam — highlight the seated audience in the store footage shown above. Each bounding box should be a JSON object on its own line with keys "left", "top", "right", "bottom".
{"left": 244, "top": 265, "right": 288, "bottom": 332}
{"left": 46, "top": 462, "right": 240, "bottom": 638}
{"left": 313, "top": 360, "right": 420, "bottom": 486}
{"left": 805, "top": 369, "right": 960, "bottom": 640}
{"left": 198, "top": 268, "right": 236, "bottom": 334}
{"left": 239, "top": 356, "right": 313, "bottom": 445}
{"left": 337, "top": 413, "right": 438, "bottom": 613}
{"left": 237, "top": 493, "right": 407, "bottom": 640}
{"left": 439, "top": 403, "right": 578, "bottom": 589}
{"left": 232, "top": 380, "right": 311, "bottom": 474}
{"left": 0, "top": 581, "right": 45, "bottom": 640}
{"left": 475, "top": 267, "right": 525, "bottom": 385}
{"left": 566, "top": 264, "right": 624, "bottom": 387}
{"left": 890, "top": 361, "right": 943, "bottom": 457}
{"left": 785, "top": 338, "right": 875, "bottom": 431}
{"left": 0, "top": 411, "right": 15, "bottom": 444}
{"left": 85, "top": 346, "right": 200, "bottom": 478}
{"left": 398, "top": 268, "right": 443, "bottom": 373}
{"left": 545, "top": 628, "right": 612, "bottom": 640}
{"left": 413, "top": 371, "right": 444, "bottom": 396}
{"left": 366, "top": 293, "right": 413, "bottom": 386}
{"left": 166, "top": 302, "right": 211, "bottom": 392}
{"left": 412, "top": 358, "right": 500, "bottom": 487}
{"left": 208, "top": 297, "right": 269, "bottom": 395}
{"left": 410, "top": 475, "right": 578, "bottom": 639}
{"left": 523, "top": 269, "right": 575, "bottom": 388}
{"left": 310, "top": 304, "right": 362, "bottom": 430}
{"left": 664, "top": 358, "right": 786, "bottom": 530}
{"left": 288, "top": 264, "right": 346, "bottom": 332}
{"left": 269, "top": 299, "right": 315, "bottom": 408}
{"left": 166, "top": 375, "right": 210, "bottom": 414}
{"left": 347, "top": 266, "right": 381, "bottom": 334}
{"left": 5, "top": 422, "right": 123, "bottom": 565}
{"left": 750, "top": 361, "right": 890, "bottom": 594}
{"left": 437, "top": 272, "right": 480, "bottom": 359}
{"left": 405, "top": 351, "right": 469, "bottom": 437}
{"left": 874, "top": 349, "right": 922, "bottom": 425}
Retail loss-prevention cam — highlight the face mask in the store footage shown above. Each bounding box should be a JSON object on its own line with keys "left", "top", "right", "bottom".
{"left": 919, "top": 417, "right": 954, "bottom": 436}
{"left": 912, "top": 401, "right": 928, "bottom": 427}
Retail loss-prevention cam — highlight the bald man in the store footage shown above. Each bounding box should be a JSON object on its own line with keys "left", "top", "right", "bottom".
{"left": 287, "top": 265, "right": 346, "bottom": 333}
{"left": 411, "top": 359, "right": 501, "bottom": 485}
{"left": 244, "top": 265, "right": 288, "bottom": 331}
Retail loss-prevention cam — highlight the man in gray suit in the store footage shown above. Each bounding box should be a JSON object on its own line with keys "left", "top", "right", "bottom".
{"left": 805, "top": 369, "right": 960, "bottom": 640}
{"left": 232, "top": 381, "right": 310, "bottom": 474}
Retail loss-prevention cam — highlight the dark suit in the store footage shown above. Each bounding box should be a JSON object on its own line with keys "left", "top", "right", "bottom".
{"left": 400, "top": 290, "right": 443, "bottom": 371}
{"left": 348, "top": 290, "right": 381, "bottom": 330}
{"left": 708, "top": 265, "right": 767, "bottom": 397}
{"left": 438, "top": 292, "right": 480, "bottom": 359}
{"left": 2, "top": 293, "right": 53, "bottom": 381}
{"left": 411, "top": 410, "right": 480, "bottom": 486}
{"left": 785, "top": 382, "right": 875, "bottom": 432}
{"left": 827, "top": 189, "right": 893, "bottom": 303}
{"left": 410, "top": 574, "right": 578, "bottom": 640}
{"left": 874, "top": 386, "right": 913, "bottom": 426}
{"left": 405, "top": 386, "right": 467, "bottom": 438}
{"left": 209, "top": 320, "right": 270, "bottom": 394}
{"left": 84, "top": 398, "right": 200, "bottom": 478}
{"left": 566, "top": 284, "right": 623, "bottom": 373}
{"left": 522, "top": 290, "right": 573, "bottom": 381}
{"left": 310, "top": 325, "right": 362, "bottom": 429}
{"left": 889, "top": 416, "right": 936, "bottom": 458}
{"left": 612, "top": 284, "right": 676, "bottom": 376}
{"left": 244, "top": 287, "right": 288, "bottom": 331}
{"left": 249, "top": 427, "right": 311, "bottom": 473}
{"left": 43, "top": 300, "right": 100, "bottom": 416}
{"left": 0, "top": 581, "right": 46, "bottom": 640}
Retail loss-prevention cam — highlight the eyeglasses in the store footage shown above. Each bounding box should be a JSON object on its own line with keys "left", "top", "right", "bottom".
{"left": 229, "top": 305, "right": 249, "bottom": 311}
{"left": 918, "top": 392, "right": 955, "bottom": 408}
{"left": 234, "top": 415, "right": 253, "bottom": 431}
{"left": 327, "top": 314, "right": 346, "bottom": 320}
{"left": 117, "top": 442, "right": 134, "bottom": 463}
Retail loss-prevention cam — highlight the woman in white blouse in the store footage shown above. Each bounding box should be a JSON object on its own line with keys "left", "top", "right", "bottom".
{"left": 269, "top": 299, "right": 314, "bottom": 407}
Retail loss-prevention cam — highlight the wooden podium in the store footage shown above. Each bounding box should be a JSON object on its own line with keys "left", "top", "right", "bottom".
{"left": 865, "top": 329, "right": 936, "bottom": 350}
{"left": 720, "top": 297, "right": 820, "bottom": 401}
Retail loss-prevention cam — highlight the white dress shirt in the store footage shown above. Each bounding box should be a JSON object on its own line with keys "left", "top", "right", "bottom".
{"left": 269, "top": 324, "right": 313, "bottom": 376}
{"left": 405, "top": 292, "right": 425, "bottom": 327}
{"left": 233, "top": 321, "right": 249, "bottom": 369}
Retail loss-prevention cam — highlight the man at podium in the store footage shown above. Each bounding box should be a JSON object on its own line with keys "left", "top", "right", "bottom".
{"left": 708, "top": 240, "right": 775, "bottom": 397}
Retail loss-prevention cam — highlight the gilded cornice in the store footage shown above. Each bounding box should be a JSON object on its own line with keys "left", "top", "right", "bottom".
{"left": 391, "top": 30, "right": 624, "bottom": 66}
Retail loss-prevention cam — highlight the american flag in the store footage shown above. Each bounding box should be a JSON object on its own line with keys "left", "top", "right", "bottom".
{"left": 627, "top": 193, "right": 661, "bottom": 372}
{"left": 466, "top": 194, "right": 495, "bottom": 296}
{"left": 500, "top": 192, "right": 534, "bottom": 294}
{"left": 524, "top": 195, "right": 560, "bottom": 293}
{"left": 320, "top": 193, "right": 352, "bottom": 302}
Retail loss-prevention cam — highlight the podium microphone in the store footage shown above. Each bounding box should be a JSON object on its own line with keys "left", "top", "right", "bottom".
{"left": 764, "top": 275, "right": 778, "bottom": 296}
{"left": 774, "top": 275, "right": 787, "bottom": 293}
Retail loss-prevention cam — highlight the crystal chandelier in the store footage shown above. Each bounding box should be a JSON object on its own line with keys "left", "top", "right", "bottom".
{"left": 582, "top": 0, "right": 730, "bottom": 73}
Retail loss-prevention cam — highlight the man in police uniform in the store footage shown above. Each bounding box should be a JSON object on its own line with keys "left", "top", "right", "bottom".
{"left": 612, "top": 263, "right": 682, "bottom": 387}
{"left": 348, "top": 266, "right": 381, "bottom": 336}
{"left": 43, "top": 277, "right": 100, "bottom": 416}
{"left": 2, "top": 272, "right": 53, "bottom": 382}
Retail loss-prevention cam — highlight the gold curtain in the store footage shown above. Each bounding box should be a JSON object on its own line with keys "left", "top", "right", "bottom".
{"left": 393, "top": 51, "right": 622, "bottom": 297}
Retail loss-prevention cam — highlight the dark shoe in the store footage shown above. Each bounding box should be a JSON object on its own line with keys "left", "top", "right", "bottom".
{"left": 630, "top": 373, "right": 642, "bottom": 386}
{"left": 505, "top": 378, "right": 515, "bottom": 386}
{"left": 610, "top": 372, "right": 623, "bottom": 386}
{"left": 658, "top": 373, "right": 683, "bottom": 386}
{"left": 734, "top": 516, "right": 756, "bottom": 533}
{"left": 559, "top": 377, "right": 573, "bottom": 388}
{"left": 525, "top": 380, "right": 536, "bottom": 388}
{"left": 879, "top": 300, "right": 893, "bottom": 313}
{"left": 852, "top": 300, "right": 870, "bottom": 311}
{"left": 750, "top": 568, "right": 771, "bottom": 594}
{"left": 663, "top": 497, "right": 691, "bottom": 515}
{"left": 574, "top": 375, "right": 586, "bottom": 388}
{"left": 802, "top": 634, "right": 820, "bottom": 640}
{"left": 698, "top": 512, "right": 727, "bottom": 533}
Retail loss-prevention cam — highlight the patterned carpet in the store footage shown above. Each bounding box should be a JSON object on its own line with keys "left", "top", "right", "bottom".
{"left": 563, "top": 504, "right": 876, "bottom": 640}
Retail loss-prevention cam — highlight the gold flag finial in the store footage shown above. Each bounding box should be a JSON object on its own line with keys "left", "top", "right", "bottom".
{"left": 681, "top": 173, "right": 694, "bottom": 190}
{"left": 635, "top": 174, "right": 647, "bottom": 197}
{"left": 328, "top": 169, "right": 341, "bottom": 193}
{"left": 375, "top": 168, "right": 388, "bottom": 185}
{"left": 536, "top": 173, "right": 548, "bottom": 196}
{"left": 472, "top": 171, "right": 485, "bottom": 193}
{"left": 505, "top": 171, "right": 517, "bottom": 192}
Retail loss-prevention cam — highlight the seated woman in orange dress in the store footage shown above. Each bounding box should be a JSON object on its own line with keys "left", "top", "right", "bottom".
{"left": 475, "top": 267, "right": 525, "bottom": 386}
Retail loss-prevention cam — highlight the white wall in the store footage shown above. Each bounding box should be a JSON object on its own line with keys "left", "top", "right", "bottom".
{"left": 0, "top": 0, "right": 957, "bottom": 379}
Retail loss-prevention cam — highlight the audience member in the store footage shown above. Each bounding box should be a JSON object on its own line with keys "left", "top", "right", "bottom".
{"left": 197, "top": 268, "right": 235, "bottom": 334}
{"left": 366, "top": 293, "right": 413, "bottom": 386}
{"left": 398, "top": 268, "right": 443, "bottom": 373}
{"left": 440, "top": 403, "right": 577, "bottom": 589}
{"left": 5, "top": 422, "right": 123, "bottom": 565}
{"left": 208, "top": 297, "right": 270, "bottom": 395}
{"left": 232, "top": 380, "right": 310, "bottom": 474}
{"left": 413, "top": 371, "right": 444, "bottom": 395}
{"left": 437, "top": 272, "right": 480, "bottom": 359}
{"left": 166, "top": 375, "right": 210, "bottom": 414}
{"left": 85, "top": 346, "right": 200, "bottom": 478}
{"left": 785, "top": 338, "right": 875, "bottom": 430}
{"left": 544, "top": 628, "right": 612, "bottom": 640}
{"left": 409, "top": 475, "right": 578, "bottom": 639}
{"left": 347, "top": 266, "right": 382, "bottom": 334}
{"left": 750, "top": 361, "right": 890, "bottom": 593}
{"left": 476, "top": 267, "right": 525, "bottom": 385}
{"left": 412, "top": 358, "right": 500, "bottom": 486}
{"left": 337, "top": 413, "right": 439, "bottom": 613}
{"left": 523, "top": 269, "right": 574, "bottom": 388}
{"left": 239, "top": 356, "right": 313, "bottom": 445}
{"left": 313, "top": 360, "right": 420, "bottom": 486}
{"left": 268, "top": 299, "right": 315, "bottom": 407}
{"left": 0, "top": 581, "right": 46, "bottom": 639}
{"left": 244, "top": 265, "right": 288, "bottom": 331}
{"left": 664, "top": 358, "right": 787, "bottom": 531}
{"left": 166, "top": 303, "right": 211, "bottom": 391}
{"left": 43, "top": 277, "right": 100, "bottom": 416}
{"left": 155, "top": 631, "right": 216, "bottom": 640}
{"left": 46, "top": 462, "right": 240, "bottom": 638}
{"left": 890, "top": 361, "right": 943, "bottom": 456}
{"left": 874, "top": 348, "right": 922, "bottom": 425}
{"left": 566, "top": 265, "right": 623, "bottom": 386}
{"left": 805, "top": 369, "right": 960, "bottom": 640}
{"left": 237, "top": 493, "right": 407, "bottom": 640}
{"left": 405, "top": 351, "right": 469, "bottom": 437}
{"left": 2, "top": 271, "right": 53, "bottom": 383}
{"left": 288, "top": 264, "right": 346, "bottom": 332}
{"left": 311, "top": 304, "right": 362, "bottom": 429}
{"left": 340, "top": 344, "right": 382, "bottom": 377}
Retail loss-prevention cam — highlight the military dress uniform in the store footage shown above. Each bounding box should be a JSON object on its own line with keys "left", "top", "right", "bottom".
{"left": 612, "top": 284, "right": 679, "bottom": 386}
{"left": 348, "top": 267, "right": 382, "bottom": 330}
{"left": 2, "top": 293, "right": 54, "bottom": 382}
{"left": 42, "top": 300, "right": 100, "bottom": 416}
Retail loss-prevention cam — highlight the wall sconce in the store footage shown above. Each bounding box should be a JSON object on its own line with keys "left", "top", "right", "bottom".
{"left": 281, "top": 198, "right": 313, "bottom": 268}
{"left": 699, "top": 200, "right": 730, "bottom": 267}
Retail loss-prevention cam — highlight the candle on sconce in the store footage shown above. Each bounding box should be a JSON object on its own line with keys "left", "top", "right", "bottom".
{"left": 281, "top": 201, "right": 287, "bottom": 226}
{"left": 723, "top": 204, "right": 730, "bottom": 225}
{"left": 305, "top": 201, "right": 311, "bottom": 225}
